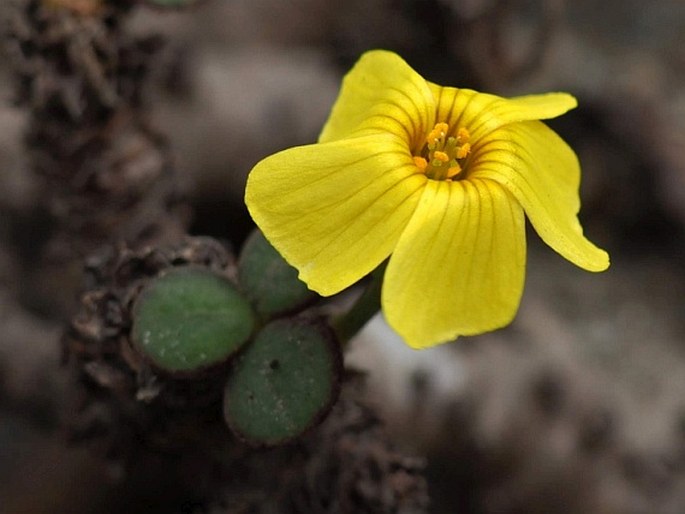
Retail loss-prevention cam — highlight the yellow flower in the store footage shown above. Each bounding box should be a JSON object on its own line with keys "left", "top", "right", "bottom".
{"left": 245, "top": 50, "right": 609, "bottom": 349}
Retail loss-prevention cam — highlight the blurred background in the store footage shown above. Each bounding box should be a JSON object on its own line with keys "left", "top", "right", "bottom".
{"left": 1, "top": 0, "right": 684, "bottom": 512}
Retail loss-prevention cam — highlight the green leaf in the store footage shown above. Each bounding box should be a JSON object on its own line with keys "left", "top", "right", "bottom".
{"left": 238, "top": 229, "right": 317, "bottom": 317}
{"left": 131, "top": 267, "right": 255, "bottom": 374}
{"left": 224, "top": 318, "right": 342, "bottom": 446}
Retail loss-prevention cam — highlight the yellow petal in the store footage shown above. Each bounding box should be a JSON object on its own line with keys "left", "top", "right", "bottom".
{"left": 245, "top": 133, "right": 426, "bottom": 296}
{"left": 428, "top": 82, "right": 577, "bottom": 143}
{"left": 319, "top": 50, "right": 435, "bottom": 150}
{"left": 471, "top": 121, "right": 610, "bottom": 271}
{"left": 383, "top": 178, "right": 526, "bottom": 349}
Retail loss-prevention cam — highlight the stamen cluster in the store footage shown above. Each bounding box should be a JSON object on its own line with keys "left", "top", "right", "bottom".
{"left": 413, "top": 123, "right": 471, "bottom": 180}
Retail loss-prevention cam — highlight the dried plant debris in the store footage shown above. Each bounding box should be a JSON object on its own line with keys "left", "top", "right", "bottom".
{"left": 5, "top": 0, "right": 187, "bottom": 258}
{"left": 202, "top": 380, "right": 429, "bottom": 514}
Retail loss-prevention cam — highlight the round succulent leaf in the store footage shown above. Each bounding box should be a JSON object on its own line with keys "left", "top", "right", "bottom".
{"left": 224, "top": 318, "right": 342, "bottom": 446}
{"left": 238, "top": 229, "right": 317, "bottom": 317}
{"left": 131, "top": 267, "right": 255, "bottom": 374}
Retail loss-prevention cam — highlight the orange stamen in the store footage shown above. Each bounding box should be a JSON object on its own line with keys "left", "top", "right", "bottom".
{"left": 457, "top": 127, "right": 470, "bottom": 143}
{"left": 446, "top": 164, "right": 462, "bottom": 179}
{"left": 456, "top": 143, "right": 471, "bottom": 159}
{"left": 433, "top": 151, "right": 449, "bottom": 163}
{"left": 413, "top": 156, "right": 428, "bottom": 172}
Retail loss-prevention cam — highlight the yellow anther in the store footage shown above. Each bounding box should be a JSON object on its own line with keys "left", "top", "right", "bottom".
{"left": 426, "top": 122, "right": 449, "bottom": 145}
{"left": 415, "top": 123, "right": 472, "bottom": 180}
{"left": 413, "top": 156, "right": 428, "bottom": 172}
{"left": 433, "top": 151, "right": 449, "bottom": 163}
{"left": 457, "top": 127, "right": 470, "bottom": 144}
{"left": 446, "top": 164, "right": 462, "bottom": 179}
{"left": 435, "top": 122, "right": 449, "bottom": 134}
{"left": 456, "top": 143, "right": 471, "bottom": 159}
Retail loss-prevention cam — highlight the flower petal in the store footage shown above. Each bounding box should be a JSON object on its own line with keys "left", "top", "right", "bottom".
{"left": 427, "top": 83, "right": 577, "bottom": 143}
{"left": 471, "top": 121, "right": 610, "bottom": 271}
{"left": 383, "top": 178, "right": 526, "bottom": 349}
{"left": 319, "top": 50, "right": 435, "bottom": 150}
{"left": 245, "top": 133, "right": 426, "bottom": 296}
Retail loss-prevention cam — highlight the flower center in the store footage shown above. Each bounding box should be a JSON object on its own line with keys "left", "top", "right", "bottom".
{"left": 413, "top": 123, "right": 471, "bottom": 181}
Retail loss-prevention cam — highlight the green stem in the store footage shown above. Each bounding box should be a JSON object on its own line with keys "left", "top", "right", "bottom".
{"left": 332, "top": 264, "right": 384, "bottom": 344}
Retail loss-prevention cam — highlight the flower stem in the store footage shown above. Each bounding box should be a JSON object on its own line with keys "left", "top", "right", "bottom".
{"left": 332, "top": 264, "right": 385, "bottom": 344}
